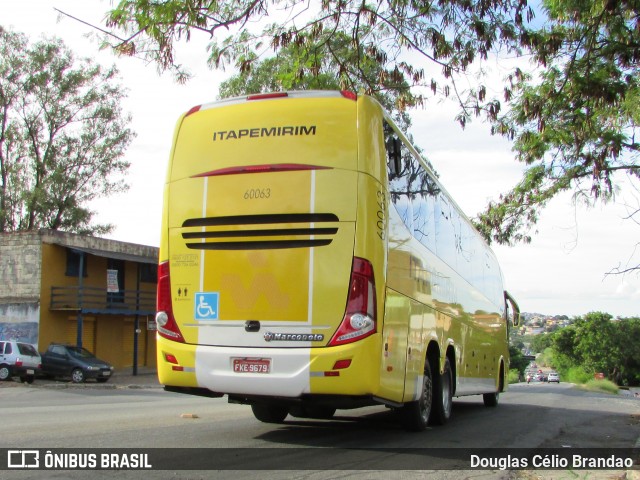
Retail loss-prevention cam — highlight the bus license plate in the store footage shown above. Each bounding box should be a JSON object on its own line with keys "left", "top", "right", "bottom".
{"left": 233, "top": 358, "right": 271, "bottom": 374}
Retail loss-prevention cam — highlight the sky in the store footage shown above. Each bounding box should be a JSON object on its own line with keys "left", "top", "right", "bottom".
{"left": 2, "top": 1, "right": 639, "bottom": 318}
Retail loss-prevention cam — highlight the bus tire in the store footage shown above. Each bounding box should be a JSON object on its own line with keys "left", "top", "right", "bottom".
{"left": 430, "top": 356, "right": 453, "bottom": 425}
{"left": 251, "top": 404, "right": 289, "bottom": 424}
{"left": 400, "top": 358, "right": 433, "bottom": 432}
{"left": 483, "top": 392, "right": 499, "bottom": 407}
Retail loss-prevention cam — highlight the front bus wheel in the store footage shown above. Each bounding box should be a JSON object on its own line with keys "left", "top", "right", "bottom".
{"left": 400, "top": 358, "right": 434, "bottom": 432}
{"left": 251, "top": 404, "right": 289, "bottom": 424}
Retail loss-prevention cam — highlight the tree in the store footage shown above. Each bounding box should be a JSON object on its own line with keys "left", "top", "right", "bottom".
{"left": 529, "top": 332, "right": 553, "bottom": 353}
{"left": 571, "top": 312, "right": 621, "bottom": 379}
{"left": 508, "top": 345, "right": 529, "bottom": 377}
{"left": 616, "top": 317, "right": 640, "bottom": 385}
{"left": 92, "top": 0, "right": 638, "bottom": 266}
{"left": 476, "top": 0, "right": 640, "bottom": 252}
{"left": 217, "top": 32, "right": 417, "bottom": 132}
{"left": 0, "top": 27, "right": 134, "bottom": 235}
{"left": 96, "top": 0, "right": 531, "bottom": 113}
{"left": 545, "top": 312, "right": 640, "bottom": 385}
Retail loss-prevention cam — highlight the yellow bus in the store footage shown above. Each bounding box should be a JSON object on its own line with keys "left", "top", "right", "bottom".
{"left": 155, "top": 90, "right": 520, "bottom": 431}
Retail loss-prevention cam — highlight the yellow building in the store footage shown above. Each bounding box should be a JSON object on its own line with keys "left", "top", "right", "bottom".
{"left": 0, "top": 230, "right": 158, "bottom": 371}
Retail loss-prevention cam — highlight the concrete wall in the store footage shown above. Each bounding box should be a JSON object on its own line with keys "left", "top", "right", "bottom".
{"left": 0, "top": 303, "right": 40, "bottom": 345}
{"left": 0, "top": 232, "right": 43, "bottom": 345}
{"left": 0, "top": 231, "right": 43, "bottom": 302}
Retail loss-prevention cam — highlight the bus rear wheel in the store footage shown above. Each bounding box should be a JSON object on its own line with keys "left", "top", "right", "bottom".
{"left": 251, "top": 404, "right": 289, "bottom": 424}
{"left": 483, "top": 392, "right": 499, "bottom": 407}
{"left": 430, "top": 356, "right": 453, "bottom": 425}
{"left": 400, "top": 358, "right": 433, "bottom": 432}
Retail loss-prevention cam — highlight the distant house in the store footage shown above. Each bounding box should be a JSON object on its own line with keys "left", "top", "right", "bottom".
{"left": 0, "top": 230, "right": 158, "bottom": 370}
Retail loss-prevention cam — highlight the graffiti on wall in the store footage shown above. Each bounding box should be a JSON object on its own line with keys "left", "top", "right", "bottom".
{"left": 0, "top": 303, "right": 40, "bottom": 345}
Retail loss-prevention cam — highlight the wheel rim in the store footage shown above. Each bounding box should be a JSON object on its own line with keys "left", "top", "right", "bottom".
{"left": 72, "top": 370, "right": 84, "bottom": 383}
{"left": 0, "top": 367, "right": 9, "bottom": 380}
{"left": 419, "top": 373, "right": 433, "bottom": 424}
{"left": 442, "top": 365, "right": 452, "bottom": 417}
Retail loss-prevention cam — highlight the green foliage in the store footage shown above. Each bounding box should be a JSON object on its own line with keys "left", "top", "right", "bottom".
{"left": 217, "top": 33, "right": 417, "bottom": 134}
{"left": 529, "top": 332, "right": 553, "bottom": 353}
{"left": 481, "top": 0, "right": 640, "bottom": 250}
{"left": 617, "top": 316, "right": 640, "bottom": 385}
{"left": 537, "top": 347, "right": 555, "bottom": 368}
{"left": 101, "top": 0, "right": 531, "bottom": 116}
{"left": 509, "top": 345, "right": 529, "bottom": 376}
{"left": 508, "top": 368, "right": 521, "bottom": 384}
{"left": 0, "top": 27, "right": 134, "bottom": 235}
{"left": 94, "top": 0, "right": 640, "bottom": 261}
{"left": 561, "top": 366, "right": 592, "bottom": 384}
{"left": 539, "top": 312, "right": 640, "bottom": 386}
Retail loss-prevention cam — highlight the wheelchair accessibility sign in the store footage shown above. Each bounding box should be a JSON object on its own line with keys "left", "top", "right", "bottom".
{"left": 194, "top": 292, "right": 219, "bottom": 320}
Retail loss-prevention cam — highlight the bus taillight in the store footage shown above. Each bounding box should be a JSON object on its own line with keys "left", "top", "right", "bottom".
{"left": 156, "top": 261, "right": 185, "bottom": 343}
{"left": 329, "top": 257, "right": 377, "bottom": 346}
{"left": 184, "top": 105, "right": 202, "bottom": 117}
{"left": 340, "top": 90, "right": 357, "bottom": 101}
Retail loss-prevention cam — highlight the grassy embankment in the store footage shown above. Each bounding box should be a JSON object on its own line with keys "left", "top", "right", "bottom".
{"left": 509, "top": 366, "right": 620, "bottom": 394}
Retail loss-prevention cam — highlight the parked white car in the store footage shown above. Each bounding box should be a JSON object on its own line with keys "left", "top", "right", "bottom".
{"left": 547, "top": 372, "right": 560, "bottom": 383}
{"left": 0, "top": 340, "right": 42, "bottom": 383}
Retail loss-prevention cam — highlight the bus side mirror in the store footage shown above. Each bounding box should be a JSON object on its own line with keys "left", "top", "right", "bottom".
{"left": 504, "top": 291, "right": 520, "bottom": 327}
{"left": 387, "top": 137, "right": 402, "bottom": 176}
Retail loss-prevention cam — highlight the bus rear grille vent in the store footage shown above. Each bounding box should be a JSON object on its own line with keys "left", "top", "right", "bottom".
{"left": 181, "top": 213, "right": 339, "bottom": 250}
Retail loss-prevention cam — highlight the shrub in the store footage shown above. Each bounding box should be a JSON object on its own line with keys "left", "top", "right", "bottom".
{"left": 582, "top": 379, "right": 619, "bottom": 394}
{"left": 508, "top": 369, "right": 521, "bottom": 384}
{"left": 561, "top": 366, "right": 592, "bottom": 384}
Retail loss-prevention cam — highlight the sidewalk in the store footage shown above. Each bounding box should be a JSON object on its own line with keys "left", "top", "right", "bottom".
{"left": 44, "top": 367, "right": 162, "bottom": 389}
{"left": 0, "top": 366, "right": 162, "bottom": 389}
{"left": 108, "top": 366, "right": 162, "bottom": 388}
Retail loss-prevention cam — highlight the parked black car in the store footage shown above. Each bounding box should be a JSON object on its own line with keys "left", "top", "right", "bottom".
{"left": 41, "top": 344, "right": 114, "bottom": 383}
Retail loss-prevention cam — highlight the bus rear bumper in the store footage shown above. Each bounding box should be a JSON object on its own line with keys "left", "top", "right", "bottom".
{"left": 157, "top": 336, "right": 381, "bottom": 398}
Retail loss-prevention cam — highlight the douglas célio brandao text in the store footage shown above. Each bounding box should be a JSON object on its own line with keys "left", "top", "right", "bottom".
{"left": 470, "top": 453, "right": 635, "bottom": 470}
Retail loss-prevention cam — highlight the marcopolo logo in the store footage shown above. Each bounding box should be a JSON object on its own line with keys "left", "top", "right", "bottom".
{"left": 263, "top": 332, "right": 324, "bottom": 342}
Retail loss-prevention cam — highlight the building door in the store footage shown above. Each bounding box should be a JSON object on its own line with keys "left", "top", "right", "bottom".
{"left": 65, "top": 316, "right": 96, "bottom": 351}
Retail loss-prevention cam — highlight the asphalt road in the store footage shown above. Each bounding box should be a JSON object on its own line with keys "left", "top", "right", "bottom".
{"left": 1, "top": 381, "right": 638, "bottom": 479}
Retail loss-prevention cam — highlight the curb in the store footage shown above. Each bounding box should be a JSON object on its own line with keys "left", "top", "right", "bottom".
{"left": 35, "top": 382, "right": 163, "bottom": 390}
{"left": 0, "top": 377, "right": 162, "bottom": 390}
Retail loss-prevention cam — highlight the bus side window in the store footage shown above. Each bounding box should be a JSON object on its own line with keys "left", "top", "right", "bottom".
{"left": 387, "top": 137, "right": 402, "bottom": 176}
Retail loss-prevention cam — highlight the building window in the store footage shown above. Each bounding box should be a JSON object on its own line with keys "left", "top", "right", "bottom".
{"left": 107, "top": 259, "right": 125, "bottom": 304}
{"left": 65, "top": 249, "right": 88, "bottom": 277}
{"left": 139, "top": 263, "right": 157, "bottom": 283}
